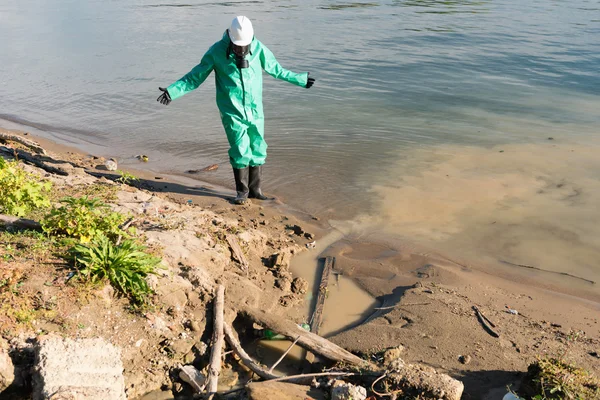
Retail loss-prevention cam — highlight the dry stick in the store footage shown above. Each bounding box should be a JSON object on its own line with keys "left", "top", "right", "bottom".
{"left": 268, "top": 336, "right": 300, "bottom": 374}
{"left": 206, "top": 285, "right": 225, "bottom": 400}
{"left": 499, "top": 259, "right": 595, "bottom": 285}
{"left": 265, "top": 371, "right": 356, "bottom": 384}
{"left": 0, "top": 131, "right": 47, "bottom": 154}
{"left": 472, "top": 306, "right": 500, "bottom": 338}
{"left": 0, "top": 214, "right": 42, "bottom": 231}
{"left": 223, "top": 322, "right": 280, "bottom": 380}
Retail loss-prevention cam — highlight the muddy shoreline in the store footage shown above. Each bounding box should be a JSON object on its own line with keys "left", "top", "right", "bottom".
{"left": 2, "top": 126, "right": 600, "bottom": 399}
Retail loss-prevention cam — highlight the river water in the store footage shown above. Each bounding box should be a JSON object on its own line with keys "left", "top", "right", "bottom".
{"left": 2, "top": 0, "right": 600, "bottom": 292}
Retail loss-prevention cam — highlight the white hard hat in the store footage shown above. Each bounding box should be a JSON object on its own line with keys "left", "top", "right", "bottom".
{"left": 228, "top": 16, "right": 254, "bottom": 46}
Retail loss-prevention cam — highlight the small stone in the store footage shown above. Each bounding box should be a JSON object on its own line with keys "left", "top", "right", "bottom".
{"left": 331, "top": 380, "right": 367, "bottom": 400}
{"left": 458, "top": 355, "right": 472, "bottom": 364}
{"left": 275, "top": 277, "right": 292, "bottom": 292}
{"left": 194, "top": 342, "right": 208, "bottom": 356}
{"left": 291, "top": 277, "right": 308, "bottom": 295}
{"left": 290, "top": 225, "right": 304, "bottom": 236}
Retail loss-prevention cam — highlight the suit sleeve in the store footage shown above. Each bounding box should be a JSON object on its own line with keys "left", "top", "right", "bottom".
{"left": 166, "top": 51, "right": 215, "bottom": 100}
{"left": 259, "top": 42, "right": 308, "bottom": 88}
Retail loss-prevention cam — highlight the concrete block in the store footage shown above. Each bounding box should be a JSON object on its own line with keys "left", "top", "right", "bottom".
{"left": 33, "top": 336, "right": 125, "bottom": 400}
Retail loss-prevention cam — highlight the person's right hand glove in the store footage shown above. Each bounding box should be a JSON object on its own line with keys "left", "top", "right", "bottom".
{"left": 157, "top": 87, "right": 171, "bottom": 105}
{"left": 306, "top": 74, "right": 315, "bottom": 89}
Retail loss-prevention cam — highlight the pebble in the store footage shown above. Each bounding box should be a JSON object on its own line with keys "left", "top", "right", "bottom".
{"left": 458, "top": 355, "right": 472, "bottom": 364}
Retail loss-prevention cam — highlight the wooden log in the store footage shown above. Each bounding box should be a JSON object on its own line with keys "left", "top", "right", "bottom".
{"left": 239, "top": 308, "right": 369, "bottom": 367}
{"left": 0, "top": 146, "right": 69, "bottom": 176}
{"left": 0, "top": 215, "right": 43, "bottom": 231}
{"left": 223, "top": 322, "right": 280, "bottom": 380}
{"left": 206, "top": 285, "right": 225, "bottom": 399}
{"left": 226, "top": 234, "right": 249, "bottom": 271}
{"left": 0, "top": 131, "right": 46, "bottom": 154}
{"left": 311, "top": 256, "right": 335, "bottom": 334}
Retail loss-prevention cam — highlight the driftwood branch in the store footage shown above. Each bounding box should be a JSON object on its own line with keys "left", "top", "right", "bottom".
{"left": 311, "top": 256, "right": 334, "bottom": 334}
{"left": 240, "top": 308, "right": 369, "bottom": 367}
{"left": 0, "top": 215, "right": 43, "bottom": 231}
{"left": 0, "top": 146, "right": 69, "bottom": 176}
{"left": 473, "top": 306, "right": 500, "bottom": 338}
{"left": 0, "top": 131, "right": 46, "bottom": 154}
{"left": 223, "top": 321, "right": 279, "bottom": 380}
{"left": 206, "top": 285, "right": 225, "bottom": 399}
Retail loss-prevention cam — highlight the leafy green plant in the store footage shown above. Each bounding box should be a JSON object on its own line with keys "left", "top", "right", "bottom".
{"left": 69, "top": 235, "right": 161, "bottom": 305}
{"left": 41, "top": 196, "right": 128, "bottom": 242}
{"left": 0, "top": 157, "right": 51, "bottom": 217}
{"left": 116, "top": 170, "right": 140, "bottom": 186}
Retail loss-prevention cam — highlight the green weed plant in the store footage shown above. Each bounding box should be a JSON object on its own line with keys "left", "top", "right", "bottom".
{"left": 0, "top": 157, "right": 51, "bottom": 217}
{"left": 116, "top": 170, "right": 140, "bottom": 186}
{"left": 69, "top": 235, "right": 161, "bottom": 305}
{"left": 42, "top": 196, "right": 128, "bottom": 243}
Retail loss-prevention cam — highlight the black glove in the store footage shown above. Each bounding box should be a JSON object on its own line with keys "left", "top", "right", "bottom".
{"left": 306, "top": 74, "right": 315, "bottom": 89}
{"left": 157, "top": 87, "right": 171, "bottom": 105}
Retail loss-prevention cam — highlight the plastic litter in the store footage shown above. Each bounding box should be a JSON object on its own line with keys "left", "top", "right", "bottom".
{"left": 104, "top": 158, "right": 118, "bottom": 171}
{"left": 505, "top": 305, "right": 519, "bottom": 315}
{"left": 306, "top": 240, "right": 316, "bottom": 249}
{"left": 502, "top": 392, "right": 520, "bottom": 400}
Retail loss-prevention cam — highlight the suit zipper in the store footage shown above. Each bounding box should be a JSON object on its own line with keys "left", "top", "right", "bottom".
{"left": 238, "top": 66, "right": 249, "bottom": 120}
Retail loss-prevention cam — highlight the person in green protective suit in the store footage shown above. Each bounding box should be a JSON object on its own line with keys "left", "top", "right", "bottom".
{"left": 157, "top": 16, "right": 315, "bottom": 205}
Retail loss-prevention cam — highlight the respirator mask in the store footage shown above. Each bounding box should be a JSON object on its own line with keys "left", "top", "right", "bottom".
{"left": 231, "top": 43, "right": 249, "bottom": 69}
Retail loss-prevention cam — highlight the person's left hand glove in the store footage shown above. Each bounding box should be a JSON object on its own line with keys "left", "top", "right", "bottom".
{"left": 306, "top": 74, "right": 315, "bottom": 89}
{"left": 157, "top": 87, "right": 171, "bottom": 105}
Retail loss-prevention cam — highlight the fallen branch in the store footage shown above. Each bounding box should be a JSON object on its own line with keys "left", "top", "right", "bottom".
{"left": 0, "top": 215, "right": 43, "bottom": 231}
{"left": 223, "top": 321, "right": 279, "bottom": 380}
{"left": 0, "top": 146, "right": 69, "bottom": 176}
{"left": 240, "top": 308, "right": 370, "bottom": 367}
{"left": 206, "top": 285, "right": 225, "bottom": 399}
{"left": 0, "top": 131, "right": 46, "bottom": 154}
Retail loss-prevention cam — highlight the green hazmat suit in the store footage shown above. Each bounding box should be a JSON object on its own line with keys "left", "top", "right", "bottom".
{"left": 166, "top": 32, "right": 309, "bottom": 169}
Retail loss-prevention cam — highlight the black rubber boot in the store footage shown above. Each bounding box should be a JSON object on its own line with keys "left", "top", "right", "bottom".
{"left": 248, "top": 165, "right": 270, "bottom": 200}
{"left": 232, "top": 167, "right": 249, "bottom": 205}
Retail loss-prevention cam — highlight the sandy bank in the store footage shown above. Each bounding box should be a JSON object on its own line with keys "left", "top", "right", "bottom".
{"left": 1, "top": 126, "right": 600, "bottom": 399}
